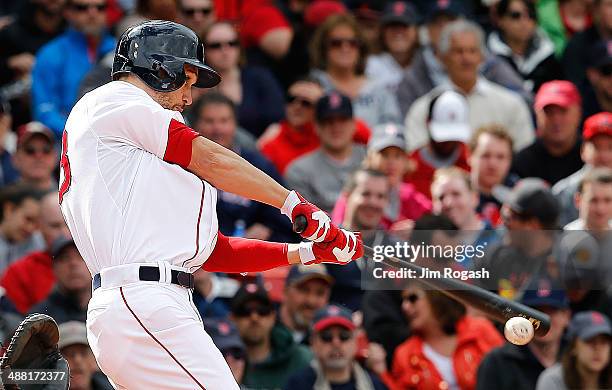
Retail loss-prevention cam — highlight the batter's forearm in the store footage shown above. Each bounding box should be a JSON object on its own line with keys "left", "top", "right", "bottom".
{"left": 202, "top": 233, "right": 300, "bottom": 273}
{"left": 189, "top": 137, "right": 289, "bottom": 209}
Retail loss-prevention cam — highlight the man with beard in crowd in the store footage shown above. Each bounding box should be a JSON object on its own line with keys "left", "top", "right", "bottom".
{"left": 231, "top": 282, "right": 312, "bottom": 389}
{"left": 278, "top": 264, "right": 333, "bottom": 344}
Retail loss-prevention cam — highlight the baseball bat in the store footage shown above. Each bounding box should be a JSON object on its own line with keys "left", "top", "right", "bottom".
{"left": 293, "top": 215, "right": 551, "bottom": 337}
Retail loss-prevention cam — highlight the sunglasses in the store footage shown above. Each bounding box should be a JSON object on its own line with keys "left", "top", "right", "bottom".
{"left": 402, "top": 293, "right": 420, "bottom": 304}
{"left": 223, "top": 348, "right": 246, "bottom": 360}
{"left": 318, "top": 329, "right": 353, "bottom": 343}
{"left": 71, "top": 2, "right": 107, "bottom": 12}
{"left": 286, "top": 95, "right": 314, "bottom": 108}
{"left": 598, "top": 64, "right": 612, "bottom": 77}
{"left": 233, "top": 305, "right": 273, "bottom": 318}
{"left": 507, "top": 10, "right": 535, "bottom": 20}
{"left": 207, "top": 40, "right": 240, "bottom": 50}
{"left": 24, "top": 145, "right": 53, "bottom": 156}
{"left": 328, "top": 38, "right": 359, "bottom": 49}
{"left": 182, "top": 7, "right": 213, "bottom": 17}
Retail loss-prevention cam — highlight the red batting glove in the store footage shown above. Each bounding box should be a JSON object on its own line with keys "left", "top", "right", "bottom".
{"left": 281, "top": 190, "right": 339, "bottom": 242}
{"left": 298, "top": 229, "right": 364, "bottom": 265}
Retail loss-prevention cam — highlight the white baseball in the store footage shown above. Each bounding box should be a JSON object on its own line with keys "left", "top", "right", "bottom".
{"left": 504, "top": 317, "right": 535, "bottom": 345}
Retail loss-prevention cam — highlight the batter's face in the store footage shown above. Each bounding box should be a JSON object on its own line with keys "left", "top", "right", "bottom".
{"left": 152, "top": 65, "right": 199, "bottom": 112}
{"left": 285, "top": 279, "right": 331, "bottom": 330}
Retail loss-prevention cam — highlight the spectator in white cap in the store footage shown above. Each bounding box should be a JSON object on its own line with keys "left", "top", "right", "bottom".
{"left": 404, "top": 90, "right": 471, "bottom": 199}
{"left": 404, "top": 19, "right": 535, "bottom": 153}
{"left": 58, "top": 321, "right": 113, "bottom": 390}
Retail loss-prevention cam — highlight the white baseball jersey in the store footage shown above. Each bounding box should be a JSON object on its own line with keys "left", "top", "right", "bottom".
{"left": 59, "top": 81, "right": 218, "bottom": 276}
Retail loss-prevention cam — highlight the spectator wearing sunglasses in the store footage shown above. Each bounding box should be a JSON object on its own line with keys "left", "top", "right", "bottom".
{"left": 204, "top": 318, "right": 248, "bottom": 384}
{"left": 12, "top": 122, "right": 58, "bottom": 192}
{"left": 309, "top": 14, "right": 402, "bottom": 129}
{"left": 203, "top": 21, "right": 285, "bottom": 138}
{"left": 258, "top": 77, "right": 324, "bottom": 175}
{"left": 177, "top": 0, "right": 215, "bottom": 39}
{"left": 31, "top": 0, "right": 115, "bottom": 138}
{"left": 284, "top": 304, "right": 388, "bottom": 390}
{"left": 488, "top": 0, "right": 564, "bottom": 95}
{"left": 383, "top": 285, "right": 502, "bottom": 390}
{"left": 230, "top": 282, "right": 312, "bottom": 390}
{"left": 584, "top": 39, "right": 612, "bottom": 117}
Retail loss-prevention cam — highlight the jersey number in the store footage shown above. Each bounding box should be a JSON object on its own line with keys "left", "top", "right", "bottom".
{"left": 59, "top": 130, "right": 72, "bottom": 204}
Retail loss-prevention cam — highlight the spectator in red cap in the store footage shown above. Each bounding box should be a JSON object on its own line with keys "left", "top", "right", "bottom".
{"left": 284, "top": 304, "right": 388, "bottom": 390}
{"left": 366, "top": 1, "right": 420, "bottom": 95}
{"left": 513, "top": 80, "right": 584, "bottom": 185}
{"left": 309, "top": 14, "right": 401, "bottom": 129}
{"left": 12, "top": 122, "right": 58, "bottom": 192}
{"left": 554, "top": 112, "right": 612, "bottom": 225}
{"left": 203, "top": 22, "right": 285, "bottom": 138}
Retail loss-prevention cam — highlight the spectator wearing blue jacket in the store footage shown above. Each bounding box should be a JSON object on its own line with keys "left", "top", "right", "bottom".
{"left": 32, "top": 0, "right": 115, "bottom": 138}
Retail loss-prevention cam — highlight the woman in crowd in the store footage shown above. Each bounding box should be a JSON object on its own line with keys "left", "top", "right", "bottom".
{"left": 537, "top": 311, "right": 612, "bottom": 390}
{"left": 366, "top": 1, "right": 420, "bottom": 95}
{"left": 203, "top": 22, "right": 285, "bottom": 138}
{"left": 389, "top": 283, "right": 503, "bottom": 390}
{"left": 488, "top": 0, "right": 564, "bottom": 94}
{"left": 309, "top": 14, "right": 401, "bottom": 128}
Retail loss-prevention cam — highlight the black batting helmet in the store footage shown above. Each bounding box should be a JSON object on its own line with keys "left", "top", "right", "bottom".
{"left": 111, "top": 20, "right": 221, "bottom": 92}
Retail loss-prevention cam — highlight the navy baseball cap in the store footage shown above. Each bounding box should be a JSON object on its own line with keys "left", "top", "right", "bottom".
{"left": 203, "top": 318, "right": 245, "bottom": 353}
{"left": 51, "top": 236, "right": 76, "bottom": 259}
{"left": 316, "top": 91, "right": 353, "bottom": 122}
{"left": 285, "top": 264, "right": 334, "bottom": 288}
{"left": 368, "top": 123, "right": 407, "bottom": 152}
{"left": 493, "top": 178, "right": 560, "bottom": 225}
{"left": 587, "top": 39, "right": 612, "bottom": 70}
{"left": 312, "top": 304, "right": 355, "bottom": 332}
{"left": 230, "top": 282, "right": 272, "bottom": 313}
{"left": 520, "top": 277, "right": 569, "bottom": 309}
{"left": 568, "top": 311, "right": 612, "bottom": 341}
{"left": 424, "top": 0, "right": 467, "bottom": 22}
{"left": 381, "top": 1, "right": 419, "bottom": 26}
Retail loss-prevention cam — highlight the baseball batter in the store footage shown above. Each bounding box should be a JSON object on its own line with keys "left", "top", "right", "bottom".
{"left": 58, "top": 21, "right": 363, "bottom": 389}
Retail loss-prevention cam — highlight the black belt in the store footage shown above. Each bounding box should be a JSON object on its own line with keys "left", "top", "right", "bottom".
{"left": 92, "top": 266, "right": 194, "bottom": 290}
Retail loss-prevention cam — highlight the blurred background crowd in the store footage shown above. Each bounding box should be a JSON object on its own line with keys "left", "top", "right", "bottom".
{"left": 0, "top": 0, "right": 611, "bottom": 389}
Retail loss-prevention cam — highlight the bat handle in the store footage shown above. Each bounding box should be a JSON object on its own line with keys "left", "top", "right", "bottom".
{"left": 293, "top": 215, "right": 308, "bottom": 234}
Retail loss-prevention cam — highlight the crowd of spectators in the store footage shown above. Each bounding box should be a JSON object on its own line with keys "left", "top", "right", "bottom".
{"left": 0, "top": 0, "right": 611, "bottom": 389}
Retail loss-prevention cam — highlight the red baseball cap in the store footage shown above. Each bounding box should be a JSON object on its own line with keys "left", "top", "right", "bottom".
{"left": 304, "top": 0, "right": 347, "bottom": 28}
{"left": 583, "top": 112, "right": 612, "bottom": 141}
{"left": 534, "top": 80, "right": 581, "bottom": 111}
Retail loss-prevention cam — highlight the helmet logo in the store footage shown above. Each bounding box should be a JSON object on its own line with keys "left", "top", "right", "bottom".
{"left": 133, "top": 42, "right": 138, "bottom": 59}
